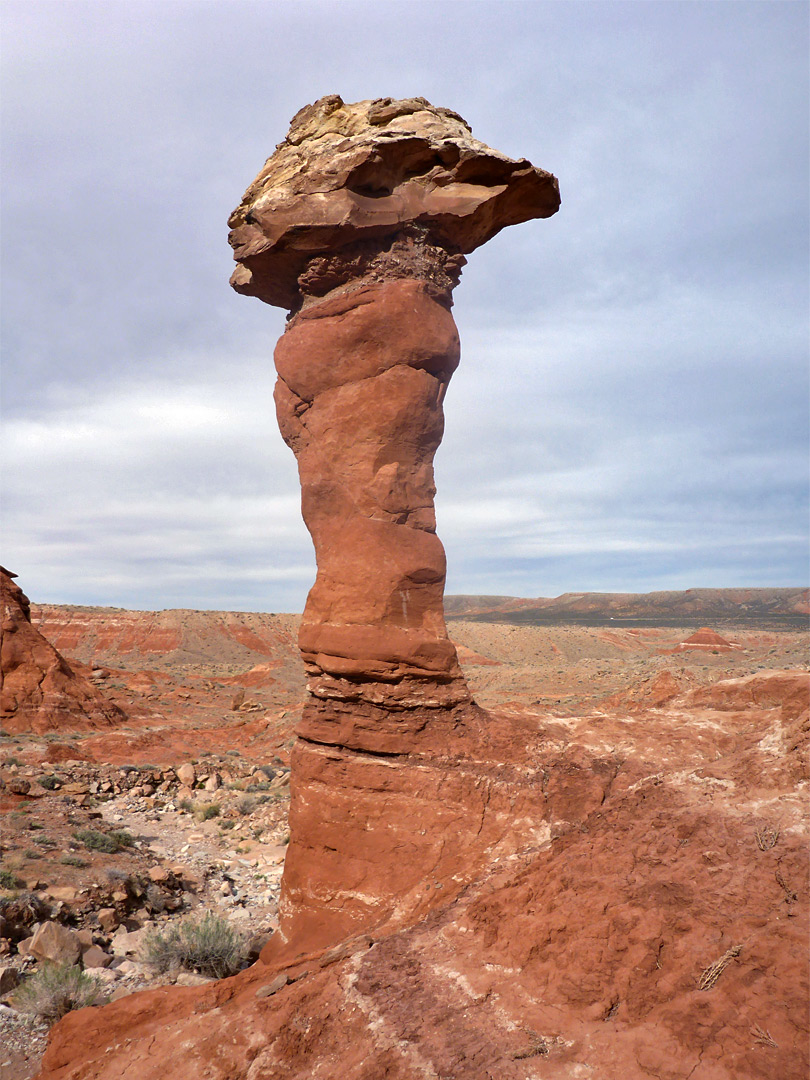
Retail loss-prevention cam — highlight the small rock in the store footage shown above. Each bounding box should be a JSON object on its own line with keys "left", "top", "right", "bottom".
{"left": 83, "top": 945, "right": 112, "bottom": 969}
{"left": 96, "top": 908, "right": 119, "bottom": 933}
{"left": 8, "top": 778, "right": 30, "bottom": 796}
{"left": 174, "top": 972, "right": 214, "bottom": 987}
{"left": 16, "top": 936, "right": 34, "bottom": 957}
{"left": 0, "top": 966, "right": 20, "bottom": 995}
{"left": 88, "top": 967, "right": 120, "bottom": 984}
{"left": 114, "top": 959, "right": 148, "bottom": 976}
{"left": 176, "top": 763, "right": 196, "bottom": 788}
{"left": 110, "top": 927, "right": 149, "bottom": 958}
{"left": 255, "top": 973, "right": 288, "bottom": 998}
{"left": 47, "top": 886, "right": 78, "bottom": 903}
{"left": 147, "top": 867, "right": 170, "bottom": 884}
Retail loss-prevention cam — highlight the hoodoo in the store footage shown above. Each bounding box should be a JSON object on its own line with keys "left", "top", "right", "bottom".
{"left": 228, "top": 95, "right": 560, "bottom": 945}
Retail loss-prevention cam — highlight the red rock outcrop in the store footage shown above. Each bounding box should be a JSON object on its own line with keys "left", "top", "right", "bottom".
{"left": 38, "top": 99, "right": 806, "bottom": 1079}
{"left": 0, "top": 568, "right": 125, "bottom": 734}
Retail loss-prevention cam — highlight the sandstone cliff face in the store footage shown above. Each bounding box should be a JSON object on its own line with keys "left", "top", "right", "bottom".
{"left": 0, "top": 569, "right": 125, "bottom": 734}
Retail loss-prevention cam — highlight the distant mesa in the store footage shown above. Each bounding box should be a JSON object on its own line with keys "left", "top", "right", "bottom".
{"left": 0, "top": 567, "right": 126, "bottom": 734}
{"left": 444, "top": 588, "right": 809, "bottom": 626}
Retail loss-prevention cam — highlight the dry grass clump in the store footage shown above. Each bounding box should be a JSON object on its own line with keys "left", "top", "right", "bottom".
{"left": 697, "top": 945, "right": 742, "bottom": 990}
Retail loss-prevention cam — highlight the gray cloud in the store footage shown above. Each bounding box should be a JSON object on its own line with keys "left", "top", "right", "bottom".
{"left": 2, "top": 0, "right": 807, "bottom": 609}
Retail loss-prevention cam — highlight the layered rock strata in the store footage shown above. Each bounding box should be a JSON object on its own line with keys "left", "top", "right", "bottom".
{"left": 0, "top": 568, "right": 125, "bottom": 734}
{"left": 227, "top": 95, "right": 559, "bottom": 946}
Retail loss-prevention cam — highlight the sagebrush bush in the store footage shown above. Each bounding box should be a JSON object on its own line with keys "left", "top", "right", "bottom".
{"left": 195, "top": 804, "right": 220, "bottom": 821}
{"left": 60, "top": 855, "right": 88, "bottom": 868}
{"left": 142, "top": 913, "right": 246, "bottom": 978}
{"left": 236, "top": 794, "right": 258, "bottom": 816}
{"left": 73, "top": 828, "right": 133, "bottom": 853}
{"left": 13, "top": 962, "right": 101, "bottom": 1022}
{"left": 0, "top": 868, "right": 18, "bottom": 889}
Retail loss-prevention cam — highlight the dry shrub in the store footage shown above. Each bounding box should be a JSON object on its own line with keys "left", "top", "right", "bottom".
{"left": 13, "top": 962, "right": 102, "bottom": 1022}
{"left": 142, "top": 913, "right": 246, "bottom": 979}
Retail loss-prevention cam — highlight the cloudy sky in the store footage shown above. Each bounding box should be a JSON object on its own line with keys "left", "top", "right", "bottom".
{"left": 2, "top": 0, "right": 807, "bottom": 612}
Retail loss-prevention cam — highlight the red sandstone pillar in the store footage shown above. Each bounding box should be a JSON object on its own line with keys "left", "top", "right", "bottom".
{"left": 229, "top": 94, "right": 559, "bottom": 946}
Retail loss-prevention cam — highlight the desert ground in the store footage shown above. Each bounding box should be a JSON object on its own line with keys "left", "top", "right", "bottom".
{"left": 1, "top": 597, "right": 807, "bottom": 1079}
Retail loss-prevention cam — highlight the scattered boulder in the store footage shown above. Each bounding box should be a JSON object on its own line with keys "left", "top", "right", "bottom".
{"left": 176, "top": 763, "right": 196, "bottom": 788}
{"left": 82, "top": 945, "right": 112, "bottom": 969}
{"left": 0, "top": 965, "right": 20, "bottom": 995}
{"left": 29, "top": 921, "right": 82, "bottom": 965}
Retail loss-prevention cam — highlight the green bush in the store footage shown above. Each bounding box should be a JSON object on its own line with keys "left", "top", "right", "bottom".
{"left": 142, "top": 913, "right": 246, "bottom": 979}
{"left": 196, "top": 804, "right": 220, "bottom": 821}
{"left": 60, "top": 855, "right": 89, "bottom": 868}
{"left": 0, "top": 868, "right": 18, "bottom": 889}
{"left": 12, "top": 962, "right": 101, "bottom": 1022}
{"left": 72, "top": 828, "right": 133, "bottom": 854}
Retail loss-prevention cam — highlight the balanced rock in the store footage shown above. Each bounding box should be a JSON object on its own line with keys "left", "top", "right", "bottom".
{"left": 0, "top": 567, "right": 126, "bottom": 734}
{"left": 228, "top": 97, "right": 559, "bottom": 946}
{"left": 229, "top": 96, "right": 559, "bottom": 749}
{"left": 228, "top": 94, "right": 559, "bottom": 310}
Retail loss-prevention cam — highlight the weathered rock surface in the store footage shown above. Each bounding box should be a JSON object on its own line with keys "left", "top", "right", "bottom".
{"left": 229, "top": 96, "right": 558, "bottom": 738}
{"left": 228, "top": 94, "right": 559, "bottom": 310}
{"left": 1, "top": 568, "right": 125, "bottom": 734}
{"left": 28, "top": 922, "right": 82, "bottom": 966}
